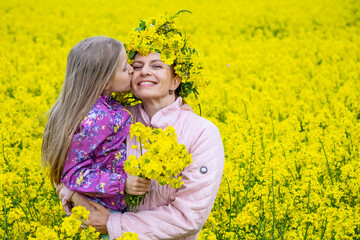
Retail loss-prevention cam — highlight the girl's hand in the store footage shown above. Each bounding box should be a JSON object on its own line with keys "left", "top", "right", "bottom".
{"left": 125, "top": 175, "right": 151, "bottom": 195}
{"left": 56, "top": 183, "right": 74, "bottom": 215}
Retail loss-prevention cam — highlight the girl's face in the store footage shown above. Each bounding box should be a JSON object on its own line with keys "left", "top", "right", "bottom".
{"left": 131, "top": 52, "right": 180, "bottom": 102}
{"left": 108, "top": 49, "right": 133, "bottom": 93}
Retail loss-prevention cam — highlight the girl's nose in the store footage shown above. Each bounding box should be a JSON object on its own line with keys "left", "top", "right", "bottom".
{"left": 128, "top": 64, "right": 134, "bottom": 74}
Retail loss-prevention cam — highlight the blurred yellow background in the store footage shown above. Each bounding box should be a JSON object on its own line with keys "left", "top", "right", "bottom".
{"left": 1, "top": 0, "right": 359, "bottom": 239}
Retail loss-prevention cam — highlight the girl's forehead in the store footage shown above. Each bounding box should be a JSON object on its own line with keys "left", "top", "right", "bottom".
{"left": 118, "top": 51, "right": 127, "bottom": 66}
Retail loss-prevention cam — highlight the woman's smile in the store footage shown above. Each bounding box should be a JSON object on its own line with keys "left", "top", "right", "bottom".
{"left": 137, "top": 80, "right": 157, "bottom": 87}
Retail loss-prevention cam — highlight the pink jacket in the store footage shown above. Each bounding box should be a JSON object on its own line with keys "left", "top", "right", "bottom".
{"left": 107, "top": 97, "right": 224, "bottom": 240}
{"left": 58, "top": 97, "right": 224, "bottom": 240}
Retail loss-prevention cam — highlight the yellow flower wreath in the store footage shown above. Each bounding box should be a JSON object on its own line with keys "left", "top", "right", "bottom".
{"left": 125, "top": 10, "right": 209, "bottom": 100}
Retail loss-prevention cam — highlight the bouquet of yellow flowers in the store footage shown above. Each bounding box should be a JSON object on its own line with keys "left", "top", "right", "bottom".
{"left": 124, "top": 122, "right": 193, "bottom": 212}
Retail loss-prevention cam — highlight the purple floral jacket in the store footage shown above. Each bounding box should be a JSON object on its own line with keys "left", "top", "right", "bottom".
{"left": 61, "top": 95, "right": 131, "bottom": 211}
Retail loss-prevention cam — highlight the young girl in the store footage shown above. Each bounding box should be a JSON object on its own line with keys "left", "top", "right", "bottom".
{"left": 42, "top": 36, "right": 151, "bottom": 213}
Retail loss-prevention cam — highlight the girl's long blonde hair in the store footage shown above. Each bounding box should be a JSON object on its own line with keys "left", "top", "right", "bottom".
{"left": 42, "top": 36, "right": 123, "bottom": 185}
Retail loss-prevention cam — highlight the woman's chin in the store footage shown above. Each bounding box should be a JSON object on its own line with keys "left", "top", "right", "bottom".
{"left": 133, "top": 88, "right": 158, "bottom": 100}
{"left": 132, "top": 92, "right": 154, "bottom": 101}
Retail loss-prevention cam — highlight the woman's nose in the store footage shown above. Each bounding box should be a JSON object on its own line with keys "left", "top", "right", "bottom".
{"left": 140, "top": 65, "right": 151, "bottom": 75}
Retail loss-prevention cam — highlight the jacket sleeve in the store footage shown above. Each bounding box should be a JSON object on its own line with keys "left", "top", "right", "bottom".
{"left": 61, "top": 108, "right": 131, "bottom": 198}
{"left": 107, "top": 122, "right": 225, "bottom": 240}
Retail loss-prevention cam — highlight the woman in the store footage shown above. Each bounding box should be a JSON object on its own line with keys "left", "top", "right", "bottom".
{"left": 58, "top": 12, "right": 224, "bottom": 240}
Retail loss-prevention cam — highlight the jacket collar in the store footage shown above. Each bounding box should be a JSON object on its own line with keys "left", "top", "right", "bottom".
{"left": 137, "top": 97, "right": 182, "bottom": 129}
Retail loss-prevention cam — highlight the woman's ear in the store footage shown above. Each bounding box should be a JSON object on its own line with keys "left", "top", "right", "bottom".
{"left": 171, "top": 75, "right": 182, "bottom": 91}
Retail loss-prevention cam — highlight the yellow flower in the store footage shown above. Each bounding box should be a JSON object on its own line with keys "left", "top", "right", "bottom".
{"left": 116, "top": 232, "right": 140, "bottom": 240}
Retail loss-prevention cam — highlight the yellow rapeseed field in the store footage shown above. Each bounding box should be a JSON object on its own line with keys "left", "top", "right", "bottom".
{"left": 1, "top": 0, "right": 359, "bottom": 239}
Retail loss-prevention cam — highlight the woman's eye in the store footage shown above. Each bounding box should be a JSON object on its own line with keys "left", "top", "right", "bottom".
{"left": 153, "top": 65, "right": 162, "bottom": 69}
{"left": 133, "top": 66, "right": 142, "bottom": 70}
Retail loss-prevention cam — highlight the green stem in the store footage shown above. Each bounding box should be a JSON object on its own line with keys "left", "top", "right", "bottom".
{"left": 282, "top": 146, "right": 296, "bottom": 181}
{"left": 139, "top": 137, "right": 143, "bottom": 156}
{"left": 304, "top": 223, "right": 310, "bottom": 240}
{"left": 2, "top": 133, "right": 11, "bottom": 172}
{"left": 194, "top": 92, "right": 202, "bottom": 116}
{"left": 17, "top": 220, "right": 21, "bottom": 240}
{"left": 244, "top": 161, "right": 252, "bottom": 207}
{"left": 242, "top": 99, "right": 248, "bottom": 120}
{"left": 134, "top": 196, "right": 140, "bottom": 213}
{"left": 3, "top": 185, "right": 8, "bottom": 240}
{"left": 226, "top": 178, "right": 232, "bottom": 231}
{"left": 307, "top": 181, "right": 311, "bottom": 213}
{"left": 320, "top": 218, "right": 327, "bottom": 239}
{"left": 244, "top": 141, "right": 255, "bottom": 206}
{"left": 14, "top": 186, "right": 32, "bottom": 222}
{"left": 278, "top": 205, "right": 290, "bottom": 239}
{"left": 319, "top": 139, "right": 334, "bottom": 185}
{"left": 269, "top": 105, "right": 276, "bottom": 141}
{"left": 250, "top": 211, "right": 267, "bottom": 240}
{"left": 304, "top": 181, "right": 311, "bottom": 240}
{"left": 82, "top": 220, "right": 89, "bottom": 240}
{"left": 13, "top": 199, "right": 31, "bottom": 224}
{"left": 271, "top": 169, "right": 276, "bottom": 240}
{"left": 345, "top": 130, "right": 353, "bottom": 155}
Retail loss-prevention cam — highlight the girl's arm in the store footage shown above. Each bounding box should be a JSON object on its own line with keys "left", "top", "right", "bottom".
{"left": 61, "top": 108, "right": 131, "bottom": 198}
{"left": 56, "top": 176, "right": 151, "bottom": 215}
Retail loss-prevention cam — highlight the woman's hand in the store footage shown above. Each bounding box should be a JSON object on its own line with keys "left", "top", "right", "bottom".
{"left": 125, "top": 175, "right": 151, "bottom": 195}
{"left": 180, "top": 103, "right": 194, "bottom": 112}
{"left": 70, "top": 192, "right": 109, "bottom": 234}
{"left": 82, "top": 200, "right": 110, "bottom": 234}
{"left": 71, "top": 192, "right": 96, "bottom": 211}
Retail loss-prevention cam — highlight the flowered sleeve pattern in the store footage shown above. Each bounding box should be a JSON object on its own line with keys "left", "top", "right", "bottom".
{"left": 61, "top": 96, "right": 131, "bottom": 211}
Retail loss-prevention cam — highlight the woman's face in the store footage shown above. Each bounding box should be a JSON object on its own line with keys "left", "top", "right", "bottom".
{"left": 108, "top": 49, "right": 133, "bottom": 93}
{"left": 131, "top": 52, "right": 180, "bottom": 102}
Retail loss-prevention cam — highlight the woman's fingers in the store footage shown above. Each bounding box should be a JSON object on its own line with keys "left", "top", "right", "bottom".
{"left": 71, "top": 192, "right": 96, "bottom": 211}
{"left": 86, "top": 198, "right": 106, "bottom": 210}
{"left": 82, "top": 201, "right": 110, "bottom": 234}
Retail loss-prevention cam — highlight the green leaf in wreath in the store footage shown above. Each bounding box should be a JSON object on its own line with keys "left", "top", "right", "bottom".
{"left": 170, "top": 10, "right": 192, "bottom": 20}
{"left": 129, "top": 50, "right": 136, "bottom": 59}
{"left": 135, "top": 20, "right": 146, "bottom": 31}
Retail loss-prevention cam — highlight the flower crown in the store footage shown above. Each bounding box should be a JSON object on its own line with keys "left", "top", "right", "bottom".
{"left": 125, "top": 10, "right": 208, "bottom": 99}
